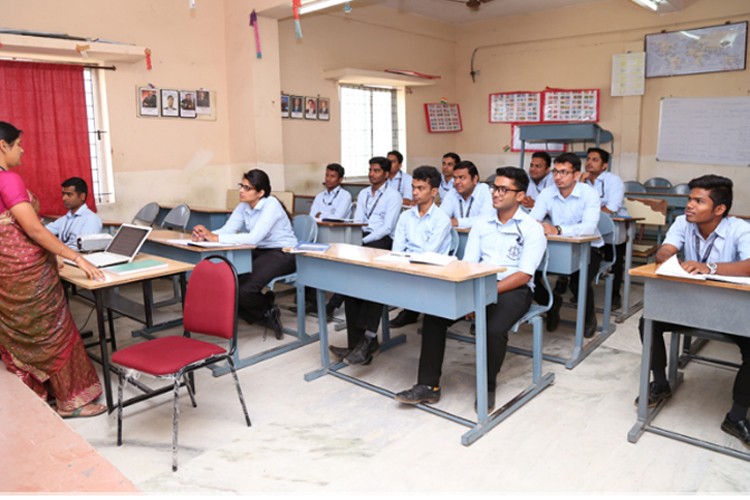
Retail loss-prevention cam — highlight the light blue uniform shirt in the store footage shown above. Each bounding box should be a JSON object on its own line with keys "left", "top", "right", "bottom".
{"left": 438, "top": 175, "right": 454, "bottom": 203}
{"left": 665, "top": 215, "right": 750, "bottom": 263}
{"left": 45, "top": 204, "right": 103, "bottom": 250}
{"left": 387, "top": 169, "right": 413, "bottom": 201}
{"left": 392, "top": 203, "right": 452, "bottom": 255}
{"left": 584, "top": 171, "right": 628, "bottom": 216}
{"left": 439, "top": 182, "right": 495, "bottom": 229}
{"left": 310, "top": 186, "right": 352, "bottom": 220}
{"left": 530, "top": 181, "right": 604, "bottom": 248}
{"left": 464, "top": 207, "right": 547, "bottom": 289}
{"left": 525, "top": 171, "right": 554, "bottom": 200}
{"left": 354, "top": 184, "right": 402, "bottom": 244}
{"left": 215, "top": 196, "right": 298, "bottom": 248}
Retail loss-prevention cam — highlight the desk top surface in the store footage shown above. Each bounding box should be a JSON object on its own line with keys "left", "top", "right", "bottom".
{"left": 612, "top": 216, "right": 645, "bottom": 222}
{"left": 456, "top": 227, "right": 599, "bottom": 243}
{"left": 316, "top": 220, "right": 367, "bottom": 228}
{"left": 159, "top": 203, "right": 232, "bottom": 213}
{"left": 61, "top": 254, "right": 194, "bottom": 290}
{"left": 629, "top": 263, "right": 750, "bottom": 292}
{"left": 294, "top": 243, "right": 504, "bottom": 282}
{"left": 148, "top": 229, "right": 256, "bottom": 251}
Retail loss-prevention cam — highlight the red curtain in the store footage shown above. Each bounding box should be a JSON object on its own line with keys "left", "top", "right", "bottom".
{"left": 0, "top": 61, "right": 95, "bottom": 216}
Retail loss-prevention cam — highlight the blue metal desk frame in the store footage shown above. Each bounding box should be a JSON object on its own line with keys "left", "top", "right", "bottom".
{"left": 297, "top": 244, "right": 554, "bottom": 446}
{"left": 613, "top": 216, "right": 643, "bottom": 323}
{"left": 628, "top": 265, "right": 750, "bottom": 462}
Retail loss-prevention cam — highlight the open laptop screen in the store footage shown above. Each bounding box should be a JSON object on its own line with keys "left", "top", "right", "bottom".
{"left": 106, "top": 224, "right": 151, "bottom": 256}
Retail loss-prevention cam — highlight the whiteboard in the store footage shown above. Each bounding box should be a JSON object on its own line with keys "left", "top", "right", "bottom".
{"left": 657, "top": 97, "right": 750, "bottom": 166}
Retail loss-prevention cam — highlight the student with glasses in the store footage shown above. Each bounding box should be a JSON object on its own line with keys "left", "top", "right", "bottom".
{"left": 394, "top": 167, "right": 546, "bottom": 410}
{"left": 529, "top": 152, "right": 603, "bottom": 339}
{"left": 45, "top": 177, "right": 103, "bottom": 250}
{"left": 521, "top": 151, "right": 554, "bottom": 210}
{"left": 192, "top": 169, "right": 297, "bottom": 340}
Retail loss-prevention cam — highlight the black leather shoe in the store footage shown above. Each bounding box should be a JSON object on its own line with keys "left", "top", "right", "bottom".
{"left": 584, "top": 316, "right": 598, "bottom": 338}
{"left": 394, "top": 384, "right": 441, "bottom": 405}
{"left": 264, "top": 305, "right": 284, "bottom": 340}
{"left": 634, "top": 381, "right": 672, "bottom": 408}
{"left": 554, "top": 277, "right": 569, "bottom": 296}
{"left": 721, "top": 415, "right": 750, "bottom": 449}
{"left": 344, "top": 336, "right": 380, "bottom": 365}
{"left": 389, "top": 309, "right": 419, "bottom": 328}
{"left": 474, "top": 391, "right": 496, "bottom": 413}
{"left": 612, "top": 295, "right": 622, "bottom": 310}
{"left": 328, "top": 344, "right": 350, "bottom": 359}
{"left": 546, "top": 294, "right": 562, "bottom": 332}
{"left": 325, "top": 302, "right": 337, "bottom": 320}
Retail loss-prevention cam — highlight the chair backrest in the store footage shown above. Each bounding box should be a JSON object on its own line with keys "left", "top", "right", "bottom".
{"left": 293, "top": 214, "right": 318, "bottom": 243}
{"left": 131, "top": 202, "right": 160, "bottom": 226}
{"left": 597, "top": 212, "right": 616, "bottom": 246}
{"left": 161, "top": 203, "right": 191, "bottom": 231}
{"left": 669, "top": 183, "right": 690, "bottom": 195}
{"left": 183, "top": 256, "right": 239, "bottom": 347}
{"left": 448, "top": 228, "right": 459, "bottom": 257}
{"left": 293, "top": 195, "right": 315, "bottom": 215}
{"left": 536, "top": 248, "right": 552, "bottom": 310}
{"left": 484, "top": 174, "right": 497, "bottom": 184}
{"left": 623, "top": 181, "right": 647, "bottom": 193}
{"left": 644, "top": 177, "right": 672, "bottom": 190}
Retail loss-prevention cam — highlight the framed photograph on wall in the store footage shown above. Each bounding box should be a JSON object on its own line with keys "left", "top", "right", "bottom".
{"left": 281, "top": 94, "right": 290, "bottom": 118}
{"left": 318, "top": 97, "right": 330, "bottom": 121}
{"left": 161, "top": 89, "right": 179, "bottom": 117}
{"left": 305, "top": 96, "right": 318, "bottom": 120}
{"left": 290, "top": 95, "right": 304, "bottom": 119}
{"left": 179, "top": 90, "right": 197, "bottom": 118}
{"left": 137, "top": 87, "right": 159, "bottom": 117}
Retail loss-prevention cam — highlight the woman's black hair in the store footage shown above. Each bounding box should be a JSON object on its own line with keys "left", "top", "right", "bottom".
{"left": 0, "top": 122, "right": 22, "bottom": 145}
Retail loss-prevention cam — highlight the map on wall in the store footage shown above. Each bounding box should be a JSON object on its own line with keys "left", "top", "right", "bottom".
{"left": 645, "top": 22, "right": 747, "bottom": 78}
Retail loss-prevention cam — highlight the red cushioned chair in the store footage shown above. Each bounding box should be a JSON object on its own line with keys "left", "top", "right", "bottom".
{"left": 112, "top": 255, "right": 251, "bottom": 471}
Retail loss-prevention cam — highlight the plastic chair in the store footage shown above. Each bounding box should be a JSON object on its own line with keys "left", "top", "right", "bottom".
{"left": 595, "top": 212, "right": 617, "bottom": 285}
{"left": 112, "top": 256, "right": 251, "bottom": 471}
{"left": 623, "top": 181, "right": 647, "bottom": 193}
{"left": 644, "top": 177, "right": 672, "bottom": 191}
{"left": 161, "top": 203, "right": 191, "bottom": 232}
{"left": 131, "top": 202, "right": 160, "bottom": 226}
{"left": 669, "top": 183, "right": 690, "bottom": 195}
{"left": 484, "top": 174, "right": 497, "bottom": 184}
{"left": 448, "top": 228, "right": 459, "bottom": 257}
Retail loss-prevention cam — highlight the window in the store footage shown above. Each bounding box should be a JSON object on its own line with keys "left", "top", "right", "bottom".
{"left": 83, "top": 68, "right": 115, "bottom": 204}
{"left": 340, "top": 84, "right": 400, "bottom": 177}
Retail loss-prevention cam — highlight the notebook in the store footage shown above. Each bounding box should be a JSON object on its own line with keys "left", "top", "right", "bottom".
{"left": 68, "top": 224, "right": 153, "bottom": 268}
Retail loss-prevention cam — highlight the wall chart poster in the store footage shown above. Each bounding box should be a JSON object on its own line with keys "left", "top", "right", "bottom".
{"left": 489, "top": 91, "right": 541, "bottom": 123}
{"left": 424, "top": 103, "right": 462, "bottom": 133}
{"left": 543, "top": 88, "right": 599, "bottom": 122}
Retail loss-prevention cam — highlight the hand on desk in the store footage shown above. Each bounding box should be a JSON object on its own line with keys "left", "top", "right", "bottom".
{"left": 541, "top": 222, "right": 558, "bottom": 236}
{"left": 78, "top": 256, "right": 105, "bottom": 281}
{"left": 192, "top": 224, "right": 218, "bottom": 242}
{"left": 680, "top": 260, "right": 710, "bottom": 275}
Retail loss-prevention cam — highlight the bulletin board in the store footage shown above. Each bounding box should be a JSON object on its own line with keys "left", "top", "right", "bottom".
{"left": 424, "top": 103, "right": 463, "bottom": 132}
{"left": 542, "top": 88, "right": 599, "bottom": 122}
{"left": 489, "top": 91, "right": 542, "bottom": 123}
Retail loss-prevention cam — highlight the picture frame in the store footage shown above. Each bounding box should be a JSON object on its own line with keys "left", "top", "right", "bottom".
{"left": 137, "top": 86, "right": 159, "bottom": 117}
{"left": 290, "top": 95, "right": 304, "bottom": 119}
{"left": 645, "top": 21, "right": 747, "bottom": 78}
{"left": 179, "top": 90, "right": 197, "bottom": 118}
{"left": 280, "top": 94, "right": 290, "bottom": 118}
{"left": 304, "top": 96, "right": 318, "bottom": 120}
{"left": 160, "top": 89, "right": 179, "bottom": 117}
{"left": 317, "top": 97, "right": 330, "bottom": 121}
{"left": 195, "top": 90, "right": 211, "bottom": 116}
{"left": 424, "top": 102, "right": 462, "bottom": 133}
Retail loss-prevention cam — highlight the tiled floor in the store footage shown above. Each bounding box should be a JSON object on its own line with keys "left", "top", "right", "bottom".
{"left": 5, "top": 280, "right": 750, "bottom": 493}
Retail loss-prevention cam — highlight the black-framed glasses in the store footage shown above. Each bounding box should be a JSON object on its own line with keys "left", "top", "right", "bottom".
{"left": 551, "top": 169, "right": 574, "bottom": 177}
{"left": 237, "top": 183, "right": 255, "bottom": 192}
{"left": 490, "top": 185, "right": 522, "bottom": 195}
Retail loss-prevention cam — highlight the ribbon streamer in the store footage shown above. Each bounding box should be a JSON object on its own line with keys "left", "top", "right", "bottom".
{"left": 144, "top": 48, "right": 153, "bottom": 70}
{"left": 293, "top": 0, "right": 303, "bottom": 39}
{"left": 250, "top": 10, "right": 262, "bottom": 59}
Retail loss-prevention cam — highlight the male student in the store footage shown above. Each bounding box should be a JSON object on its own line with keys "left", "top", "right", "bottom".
{"left": 329, "top": 157, "right": 402, "bottom": 365}
{"left": 387, "top": 150, "right": 413, "bottom": 205}
{"left": 635, "top": 174, "right": 750, "bottom": 448}
{"left": 439, "top": 152, "right": 461, "bottom": 203}
{"left": 310, "top": 163, "right": 352, "bottom": 220}
{"left": 580, "top": 147, "right": 628, "bottom": 309}
{"left": 529, "top": 152, "right": 603, "bottom": 338}
{"left": 394, "top": 166, "right": 546, "bottom": 410}
{"left": 46, "top": 177, "right": 103, "bottom": 250}
{"left": 391, "top": 159, "right": 494, "bottom": 328}
{"left": 521, "top": 151, "right": 554, "bottom": 209}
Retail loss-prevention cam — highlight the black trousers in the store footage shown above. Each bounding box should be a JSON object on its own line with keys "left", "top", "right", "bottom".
{"left": 534, "top": 246, "right": 603, "bottom": 322}
{"left": 238, "top": 248, "right": 296, "bottom": 323}
{"left": 343, "top": 235, "right": 393, "bottom": 347}
{"left": 602, "top": 242, "right": 627, "bottom": 299}
{"left": 638, "top": 318, "right": 750, "bottom": 408}
{"left": 417, "top": 286, "right": 532, "bottom": 391}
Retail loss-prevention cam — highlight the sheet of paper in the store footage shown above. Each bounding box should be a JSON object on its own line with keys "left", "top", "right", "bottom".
{"left": 655, "top": 255, "right": 705, "bottom": 280}
{"left": 187, "top": 241, "right": 235, "bottom": 248}
{"left": 374, "top": 253, "right": 411, "bottom": 264}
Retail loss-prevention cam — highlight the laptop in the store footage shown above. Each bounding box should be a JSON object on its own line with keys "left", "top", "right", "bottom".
{"left": 67, "top": 224, "right": 153, "bottom": 268}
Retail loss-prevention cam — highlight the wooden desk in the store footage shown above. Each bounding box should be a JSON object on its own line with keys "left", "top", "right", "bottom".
{"left": 612, "top": 216, "right": 645, "bottom": 323}
{"left": 296, "top": 244, "right": 553, "bottom": 445}
{"left": 143, "top": 229, "right": 255, "bottom": 274}
{"left": 315, "top": 220, "right": 367, "bottom": 245}
{"left": 61, "top": 255, "right": 194, "bottom": 412}
{"left": 156, "top": 204, "right": 232, "bottom": 231}
{"left": 627, "top": 264, "right": 750, "bottom": 462}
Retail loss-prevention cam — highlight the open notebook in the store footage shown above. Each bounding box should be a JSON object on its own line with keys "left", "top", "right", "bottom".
{"left": 656, "top": 255, "right": 750, "bottom": 285}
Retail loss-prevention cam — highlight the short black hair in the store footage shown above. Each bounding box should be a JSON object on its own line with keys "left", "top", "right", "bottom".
{"left": 688, "top": 174, "right": 733, "bottom": 217}
{"left": 587, "top": 147, "right": 609, "bottom": 164}
{"left": 369, "top": 156, "right": 392, "bottom": 173}
{"left": 442, "top": 152, "right": 461, "bottom": 164}
{"left": 412, "top": 165, "right": 441, "bottom": 189}
{"left": 495, "top": 166, "right": 529, "bottom": 193}
{"left": 454, "top": 160, "right": 479, "bottom": 179}
{"left": 326, "top": 163, "right": 345, "bottom": 178}
{"left": 61, "top": 177, "right": 88, "bottom": 198}
{"left": 387, "top": 150, "right": 403, "bottom": 165}
{"left": 531, "top": 151, "right": 551, "bottom": 168}
{"left": 0, "top": 121, "right": 22, "bottom": 144}
{"left": 554, "top": 152, "right": 582, "bottom": 171}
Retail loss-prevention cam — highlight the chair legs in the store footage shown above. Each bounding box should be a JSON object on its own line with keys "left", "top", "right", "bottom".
{"left": 227, "top": 357, "right": 252, "bottom": 427}
{"left": 117, "top": 371, "right": 124, "bottom": 446}
{"left": 172, "top": 378, "right": 181, "bottom": 472}
{"left": 183, "top": 374, "right": 197, "bottom": 408}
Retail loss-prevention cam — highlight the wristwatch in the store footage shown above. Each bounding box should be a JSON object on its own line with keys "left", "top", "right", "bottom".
{"left": 555, "top": 225, "right": 562, "bottom": 235}
{"left": 707, "top": 262, "right": 718, "bottom": 275}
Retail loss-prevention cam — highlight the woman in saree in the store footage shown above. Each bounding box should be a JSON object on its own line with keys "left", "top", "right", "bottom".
{"left": 0, "top": 121, "right": 107, "bottom": 418}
